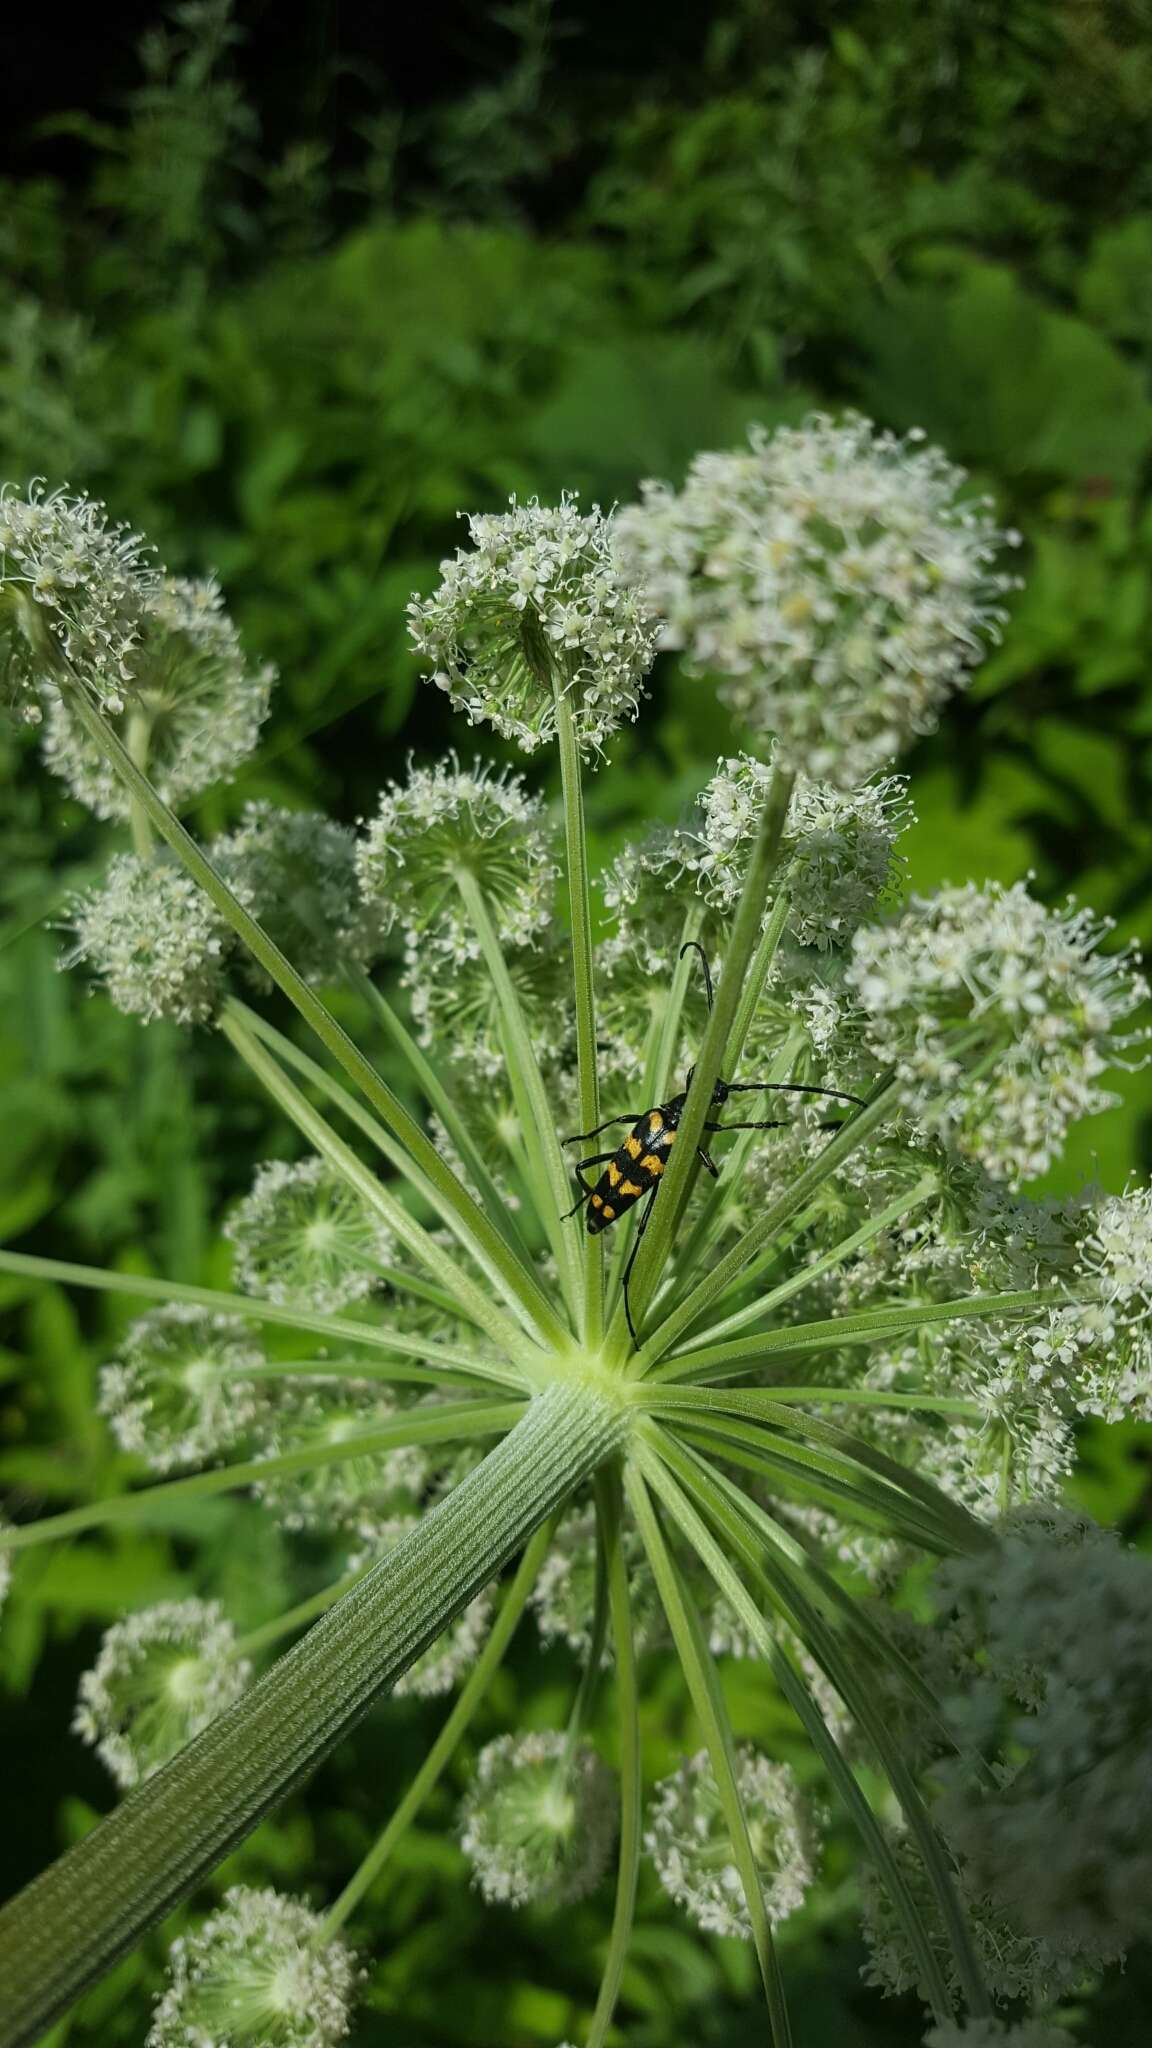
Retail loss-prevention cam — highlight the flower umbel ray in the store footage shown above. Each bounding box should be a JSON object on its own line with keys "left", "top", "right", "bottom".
{"left": 1, "top": 429, "right": 1149, "bottom": 2048}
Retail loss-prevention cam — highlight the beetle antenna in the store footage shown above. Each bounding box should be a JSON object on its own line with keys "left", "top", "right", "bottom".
{"left": 679, "top": 939, "right": 714, "bottom": 1015}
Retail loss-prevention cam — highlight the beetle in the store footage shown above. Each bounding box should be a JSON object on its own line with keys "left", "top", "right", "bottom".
{"left": 563, "top": 942, "right": 865, "bottom": 1343}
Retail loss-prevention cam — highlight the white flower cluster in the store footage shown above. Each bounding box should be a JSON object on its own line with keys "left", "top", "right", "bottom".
{"left": 147, "top": 1886, "right": 358, "bottom": 2048}
{"left": 930, "top": 1512, "right": 1152, "bottom": 1956}
{"left": 0, "top": 480, "right": 157, "bottom": 719}
{"left": 225, "top": 1157, "right": 396, "bottom": 1313}
{"left": 458, "top": 1730, "right": 617, "bottom": 1908}
{"left": 849, "top": 880, "right": 1149, "bottom": 1182}
{"left": 356, "top": 757, "right": 557, "bottom": 966}
{"left": 409, "top": 494, "right": 658, "bottom": 757}
{"left": 74, "top": 1599, "right": 251, "bottom": 1789}
{"left": 66, "top": 851, "right": 241, "bottom": 1026}
{"left": 691, "top": 752, "right": 912, "bottom": 949}
{"left": 215, "top": 804, "right": 375, "bottom": 988}
{"left": 644, "top": 1746, "right": 817, "bottom": 1940}
{"left": 98, "top": 1305, "right": 267, "bottom": 1474}
{"left": 42, "top": 576, "right": 273, "bottom": 817}
{"left": 615, "top": 414, "right": 1013, "bottom": 787}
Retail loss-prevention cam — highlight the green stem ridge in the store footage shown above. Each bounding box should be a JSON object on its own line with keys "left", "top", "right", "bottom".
{"left": 56, "top": 680, "right": 555, "bottom": 1344}
{"left": 318, "top": 1517, "right": 556, "bottom": 1940}
{"left": 617, "top": 765, "right": 796, "bottom": 1352}
{"left": 0, "top": 1382, "right": 626, "bottom": 2048}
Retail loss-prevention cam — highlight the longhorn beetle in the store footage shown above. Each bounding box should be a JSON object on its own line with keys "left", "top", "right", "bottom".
{"left": 563, "top": 941, "right": 866, "bottom": 1345}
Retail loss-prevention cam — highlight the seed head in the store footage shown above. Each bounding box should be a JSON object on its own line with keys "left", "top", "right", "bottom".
{"left": 225, "top": 1157, "right": 396, "bottom": 1313}
{"left": 356, "top": 756, "right": 558, "bottom": 965}
{"left": 409, "top": 494, "right": 658, "bottom": 757}
{"left": 645, "top": 1746, "right": 817, "bottom": 1939}
{"left": 0, "top": 479, "right": 157, "bottom": 717}
{"left": 615, "top": 414, "right": 1014, "bottom": 788}
{"left": 74, "top": 1599, "right": 251, "bottom": 1788}
{"left": 147, "top": 1885, "right": 358, "bottom": 2048}
{"left": 42, "top": 576, "right": 273, "bottom": 817}
{"left": 458, "top": 1730, "right": 617, "bottom": 1908}
{"left": 98, "top": 1305, "right": 267, "bottom": 1474}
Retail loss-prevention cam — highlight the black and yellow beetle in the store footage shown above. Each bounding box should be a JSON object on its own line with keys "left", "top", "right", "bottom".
{"left": 563, "top": 943, "right": 865, "bottom": 1343}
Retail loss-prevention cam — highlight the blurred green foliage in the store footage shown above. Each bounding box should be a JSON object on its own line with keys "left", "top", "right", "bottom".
{"left": 3, "top": 1, "right": 1152, "bottom": 2040}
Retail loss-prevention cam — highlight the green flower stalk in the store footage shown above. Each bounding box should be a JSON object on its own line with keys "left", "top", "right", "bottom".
{"left": 1, "top": 419, "right": 1148, "bottom": 2048}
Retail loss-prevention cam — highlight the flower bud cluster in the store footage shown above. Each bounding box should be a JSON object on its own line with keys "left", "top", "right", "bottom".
{"left": 74, "top": 1599, "right": 251, "bottom": 1788}
{"left": 458, "top": 1730, "right": 617, "bottom": 1908}
{"left": 147, "top": 1886, "right": 358, "bottom": 2048}
{"left": 357, "top": 757, "right": 557, "bottom": 967}
{"left": 409, "top": 494, "right": 658, "bottom": 757}
{"left": 67, "top": 851, "right": 242, "bottom": 1026}
{"left": 98, "top": 1305, "right": 267, "bottom": 1474}
{"left": 1, "top": 480, "right": 157, "bottom": 719}
{"left": 692, "top": 752, "right": 912, "bottom": 948}
{"left": 225, "top": 1157, "right": 396, "bottom": 1313}
{"left": 645, "top": 1746, "right": 817, "bottom": 1939}
{"left": 42, "top": 576, "right": 273, "bottom": 816}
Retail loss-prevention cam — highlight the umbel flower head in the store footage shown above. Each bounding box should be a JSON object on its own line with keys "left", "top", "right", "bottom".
{"left": 66, "top": 850, "right": 241, "bottom": 1026}
{"left": 615, "top": 413, "right": 1013, "bottom": 787}
{"left": 215, "top": 804, "right": 376, "bottom": 989}
{"left": 356, "top": 756, "right": 558, "bottom": 965}
{"left": 458, "top": 1730, "right": 617, "bottom": 1908}
{"left": 408, "top": 493, "right": 658, "bottom": 757}
{"left": 74, "top": 1600, "right": 251, "bottom": 1789}
{"left": 225, "top": 1157, "right": 397, "bottom": 1313}
{"left": 691, "top": 751, "right": 912, "bottom": 949}
{"left": 98, "top": 1305, "right": 267, "bottom": 1474}
{"left": 41, "top": 576, "right": 273, "bottom": 818}
{"left": 849, "top": 879, "right": 1150, "bottom": 1182}
{"left": 645, "top": 1746, "right": 817, "bottom": 1939}
{"left": 0, "top": 480, "right": 157, "bottom": 720}
{"left": 147, "top": 1885, "right": 358, "bottom": 2048}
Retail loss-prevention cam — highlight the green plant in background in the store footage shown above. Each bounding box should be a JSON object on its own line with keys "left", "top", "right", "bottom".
{"left": 1, "top": 414, "right": 1151, "bottom": 2048}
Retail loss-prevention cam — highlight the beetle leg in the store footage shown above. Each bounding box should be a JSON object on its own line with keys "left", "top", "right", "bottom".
{"left": 562, "top": 1151, "right": 618, "bottom": 1218}
{"left": 623, "top": 1184, "right": 660, "bottom": 1346}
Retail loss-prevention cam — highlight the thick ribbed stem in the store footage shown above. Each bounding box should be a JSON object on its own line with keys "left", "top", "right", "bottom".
{"left": 0, "top": 1381, "right": 626, "bottom": 2048}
